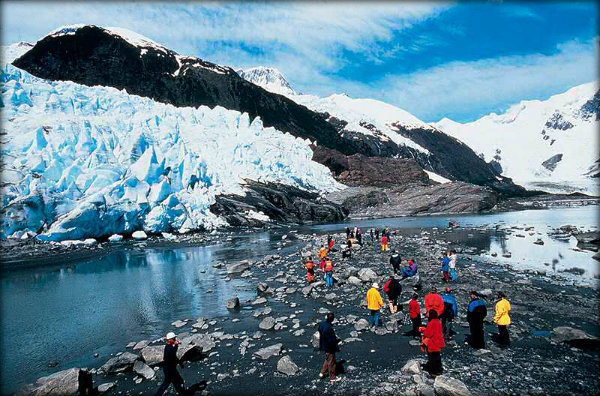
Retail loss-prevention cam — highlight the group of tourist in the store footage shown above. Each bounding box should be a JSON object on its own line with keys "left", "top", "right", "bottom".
{"left": 313, "top": 228, "right": 513, "bottom": 383}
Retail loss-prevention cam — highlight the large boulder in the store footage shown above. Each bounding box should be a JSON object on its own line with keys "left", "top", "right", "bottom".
{"left": 259, "top": 316, "right": 276, "bottom": 330}
{"left": 28, "top": 368, "right": 80, "bottom": 396}
{"left": 254, "top": 343, "right": 283, "bottom": 360}
{"left": 100, "top": 352, "right": 138, "bottom": 373}
{"left": 277, "top": 355, "right": 300, "bottom": 375}
{"left": 358, "top": 268, "right": 378, "bottom": 282}
{"left": 347, "top": 276, "right": 362, "bottom": 285}
{"left": 133, "top": 360, "right": 155, "bottom": 380}
{"left": 177, "top": 334, "right": 216, "bottom": 361}
{"left": 227, "top": 260, "right": 251, "bottom": 274}
{"left": 132, "top": 230, "right": 147, "bottom": 240}
{"left": 227, "top": 297, "right": 240, "bottom": 310}
{"left": 552, "top": 326, "right": 600, "bottom": 349}
{"left": 354, "top": 318, "right": 370, "bottom": 331}
{"left": 433, "top": 375, "right": 472, "bottom": 396}
{"left": 140, "top": 345, "right": 164, "bottom": 366}
{"left": 401, "top": 359, "right": 421, "bottom": 374}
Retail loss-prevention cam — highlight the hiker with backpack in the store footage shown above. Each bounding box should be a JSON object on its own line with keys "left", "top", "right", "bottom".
{"left": 389, "top": 250, "right": 401, "bottom": 274}
{"left": 384, "top": 275, "right": 402, "bottom": 313}
{"left": 305, "top": 256, "right": 316, "bottom": 284}
{"left": 324, "top": 258, "right": 334, "bottom": 288}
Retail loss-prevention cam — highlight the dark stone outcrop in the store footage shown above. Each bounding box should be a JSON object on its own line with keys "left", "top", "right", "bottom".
{"left": 210, "top": 181, "right": 348, "bottom": 226}
{"left": 311, "top": 145, "right": 429, "bottom": 187}
{"left": 580, "top": 89, "right": 600, "bottom": 121}
{"left": 542, "top": 154, "right": 563, "bottom": 171}
{"left": 328, "top": 182, "right": 497, "bottom": 217}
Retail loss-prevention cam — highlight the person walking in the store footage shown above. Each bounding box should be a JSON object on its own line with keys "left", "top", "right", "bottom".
{"left": 383, "top": 275, "right": 402, "bottom": 313}
{"left": 346, "top": 227, "right": 351, "bottom": 238}
{"left": 425, "top": 287, "right": 445, "bottom": 319}
{"left": 324, "top": 258, "right": 334, "bottom": 288}
{"left": 375, "top": 228, "right": 380, "bottom": 241}
{"left": 305, "top": 257, "right": 316, "bottom": 284}
{"left": 366, "top": 283, "right": 385, "bottom": 327}
{"left": 381, "top": 234, "right": 389, "bottom": 252}
{"left": 389, "top": 250, "right": 402, "bottom": 274}
{"left": 154, "top": 333, "right": 207, "bottom": 396}
{"left": 420, "top": 310, "right": 446, "bottom": 376}
{"left": 441, "top": 287, "right": 458, "bottom": 339}
{"left": 318, "top": 312, "right": 341, "bottom": 384}
{"left": 441, "top": 252, "right": 451, "bottom": 282}
{"left": 494, "top": 292, "right": 511, "bottom": 346}
{"left": 319, "top": 244, "right": 328, "bottom": 271}
{"left": 369, "top": 228, "right": 374, "bottom": 243}
{"left": 401, "top": 258, "right": 418, "bottom": 279}
{"left": 467, "top": 291, "right": 487, "bottom": 349}
{"left": 356, "top": 229, "right": 363, "bottom": 246}
{"left": 327, "top": 236, "right": 335, "bottom": 253}
{"left": 449, "top": 250, "right": 457, "bottom": 281}
{"left": 409, "top": 293, "right": 422, "bottom": 338}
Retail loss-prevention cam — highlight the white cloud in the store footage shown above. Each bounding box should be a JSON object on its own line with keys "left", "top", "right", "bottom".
{"left": 368, "top": 37, "right": 599, "bottom": 122}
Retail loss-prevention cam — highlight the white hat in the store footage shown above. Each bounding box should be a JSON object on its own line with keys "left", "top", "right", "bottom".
{"left": 372, "top": 282, "right": 379, "bottom": 289}
{"left": 166, "top": 332, "right": 176, "bottom": 339}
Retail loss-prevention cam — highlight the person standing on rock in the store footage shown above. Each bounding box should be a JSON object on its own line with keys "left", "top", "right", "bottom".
{"left": 493, "top": 292, "right": 511, "bottom": 346}
{"left": 425, "top": 287, "right": 444, "bottom": 319}
{"left": 420, "top": 309, "right": 446, "bottom": 376}
{"left": 466, "top": 291, "right": 487, "bottom": 349}
{"left": 384, "top": 275, "right": 402, "bottom": 313}
{"left": 357, "top": 229, "right": 363, "bottom": 246}
{"left": 367, "top": 283, "right": 385, "bottom": 327}
{"left": 154, "top": 332, "right": 207, "bottom": 396}
{"left": 381, "top": 234, "right": 389, "bottom": 252}
{"left": 305, "top": 256, "right": 316, "bottom": 284}
{"left": 441, "top": 252, "right": 451, "bottom": 282}
{"left": 324, "top": 258, "right": 334, "bottom": 288}
{"left": 409, "top": 293, "right": 422, "bottom": 338}
{"left": 441, "top": 287, "right": 458, "bottom": 339}
{"left": 389, "top": 250, "right": 402, "bottom": 274}
{"left": 449, "top": 250, "right": 457, "bottom": 281}
{"left": 318, "top": 312, "right": 341, "bottom": 384}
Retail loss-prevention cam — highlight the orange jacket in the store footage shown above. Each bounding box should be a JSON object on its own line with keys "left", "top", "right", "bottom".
{"left": 305, "top": 260, "right": 314, "bottom": 270}
{"left": 324, "top": 259, "right": 333, "bottom": 272}
{"left": 319, "top": 247, "right": 328, "bottom": 259}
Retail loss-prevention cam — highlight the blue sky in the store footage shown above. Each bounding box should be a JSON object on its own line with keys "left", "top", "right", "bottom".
{"left": 2, "top": 1, "right": 598, "bottom": 122}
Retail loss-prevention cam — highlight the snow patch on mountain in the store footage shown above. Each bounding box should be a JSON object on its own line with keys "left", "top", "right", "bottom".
{"left": 1, "top": 52, "right": 342, "bottom": 241}
{"left": 433, "top": 82, "right": 600, "bottom": 195}
{"left": 236, "top": 67, "right": 297, "bottom": 97}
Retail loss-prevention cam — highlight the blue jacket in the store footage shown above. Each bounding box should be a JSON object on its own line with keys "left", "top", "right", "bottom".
{"left": 318, "top": 321, "right": 339, "bottom": 354}
{"left": 442, "top": 257, "right": 450, "bottom": 272}
{"left": 442, "top": 293, "right": 458, "bottom": 317}
{"left": 467, "top": 298, "right": 487, "bottom": 324}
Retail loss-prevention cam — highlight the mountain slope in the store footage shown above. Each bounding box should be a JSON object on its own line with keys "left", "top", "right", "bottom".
{"left": 0, "top": 50, "right": 344, "bottom": 240}
{"left": 433, "top": 82, "right": 600, "bottom": 195}
{"left": 13, "top": 25, "right": 525, "bottom": 194}
{"left": 237, "top": 67, "right": 526, "bottom": 194}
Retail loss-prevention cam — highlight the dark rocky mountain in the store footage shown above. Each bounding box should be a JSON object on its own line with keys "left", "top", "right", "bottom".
{"left": 13, "top": 25, "right": 529, "bottom": 197}
{"left": 210, "top": 181, "right": 348, "bottom": 227}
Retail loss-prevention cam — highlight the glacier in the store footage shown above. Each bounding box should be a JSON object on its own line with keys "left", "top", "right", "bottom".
{"left": 1, "top": 47, "right": 342, "bottom": 241}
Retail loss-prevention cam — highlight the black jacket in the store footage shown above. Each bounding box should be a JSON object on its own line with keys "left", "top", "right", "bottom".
{"left": 389, "top": 254, "right": 401, "bottom": 268}
{"left": 318, "top": 321, "right": 339, "bottom": 354}
{"left": 385, "top": 278, "right": 402, "bottom": 299}
{"left": 163, "top": 343, "right": 180, "bottom": 372}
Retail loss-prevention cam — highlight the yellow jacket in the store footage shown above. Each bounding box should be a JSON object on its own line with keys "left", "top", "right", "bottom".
{"left": 367, "top": 288, "right": 385, "bottom": 310}
{"left": 494, "top": 298, "right": 511, "bottom": 325}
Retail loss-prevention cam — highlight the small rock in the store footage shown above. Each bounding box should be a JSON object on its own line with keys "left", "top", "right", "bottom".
{"left": 133, "top": 360, "right": 155, "bottom": 380}
{"left": 254, "top": 343, "right": 283, "bottom": 360}
{"left": 354, "top": 319, "right": 370, "bottom": 331}
{"left": 277, "top": 355, "right": 300, "bottom": 375}
{"left": 227, "top": 297, "right": 240, "bottom": 310}
{"left": 259, "top": 316, "right": 276, "bottom": 330}
{"left": 433, "top": 375, "right": 472, "bottom": 396}
{"left": 401, "top": 359, "right": 421, "bottom": 374}
{"left": 98, "top": 382, "right": 115, "bottom": 393}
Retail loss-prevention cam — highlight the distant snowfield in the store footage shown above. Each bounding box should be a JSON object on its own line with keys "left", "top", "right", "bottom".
{"left": 433, "top": 82, "right": 600, "bottom": 196}
{"left": 1, "top": 46, "right": 342, "bottom": 241}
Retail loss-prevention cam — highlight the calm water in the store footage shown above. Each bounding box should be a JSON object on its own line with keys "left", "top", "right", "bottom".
{"left": 1, "top": 205, "right": 598, "bottom": 394}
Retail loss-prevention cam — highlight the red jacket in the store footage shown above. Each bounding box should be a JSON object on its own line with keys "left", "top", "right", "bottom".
{"left": 409, "top": 299, "right": 421, "bottom": 319}
{"left": 328, "top": 240, "right": 335, "bottom": 250}
{"left": 423, "top": 318, "right": 446, "bottom": 352}
{"left": 425, "top": 293, "right": 445, "bottom": 317}
{"left": 381, "top": 235, "right": 389, "bottom": 244}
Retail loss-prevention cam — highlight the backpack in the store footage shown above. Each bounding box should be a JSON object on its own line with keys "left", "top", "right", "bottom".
{"left": 384, "top": 279, "right": 391, "bottom": 294}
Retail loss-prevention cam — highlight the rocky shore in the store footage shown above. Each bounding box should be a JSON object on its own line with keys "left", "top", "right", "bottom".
{"left": 14, "top": 223, "right": 600, "bottom": 396}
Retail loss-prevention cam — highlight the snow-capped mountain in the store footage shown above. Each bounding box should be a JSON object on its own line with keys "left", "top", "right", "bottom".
{"left": 1, "top": 44, "right": 342, "bottom": 241}
{"left": 236, "top": 67, "right": 297, "bottom": 97}
{"left": 433, "top": 82, "right": 600, "bottom": 195}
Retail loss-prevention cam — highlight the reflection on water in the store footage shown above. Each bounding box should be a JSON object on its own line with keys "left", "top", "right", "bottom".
{"left": 0, "top": 206, "right": 598, "bottom": 394}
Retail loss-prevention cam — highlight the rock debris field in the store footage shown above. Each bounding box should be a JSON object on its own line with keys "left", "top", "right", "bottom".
{"left": 17, "top": 226, "right": 600, "bottom": 396}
